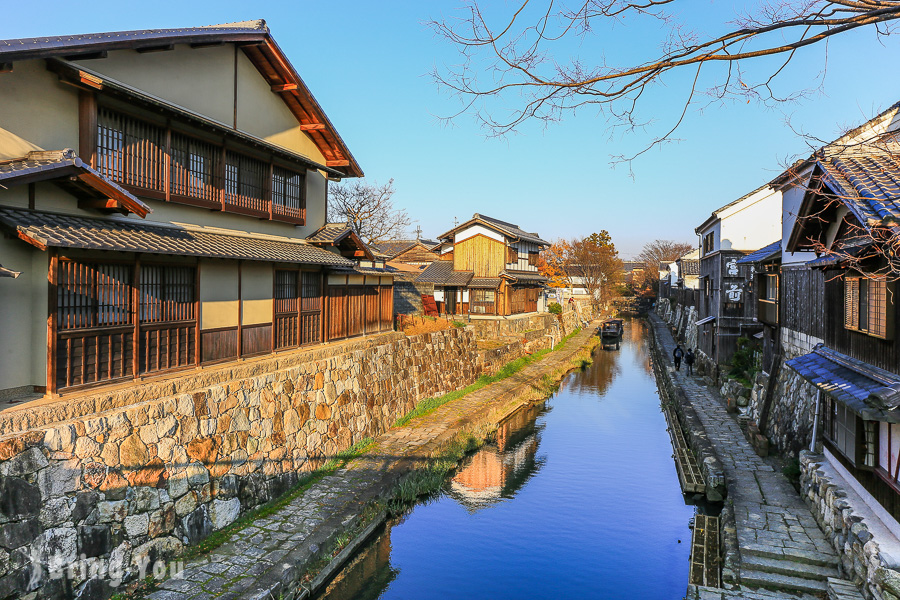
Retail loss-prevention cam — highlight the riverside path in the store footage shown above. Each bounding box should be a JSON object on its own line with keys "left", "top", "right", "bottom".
{"left": 649, "top": 313, "right": 865, "bottom": 600}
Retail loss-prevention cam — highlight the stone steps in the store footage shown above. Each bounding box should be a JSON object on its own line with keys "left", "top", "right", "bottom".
{"left": 740, "top": 569, "right": 829, "bottom": 595}
{"left": 742, "top": 542, "right": 837, "bottom": 568}
{"left": 827, "top": 577, "right": 866, "bottom": 600}
{"left": 742, "top": 553, "right": 839, "bottom": 580}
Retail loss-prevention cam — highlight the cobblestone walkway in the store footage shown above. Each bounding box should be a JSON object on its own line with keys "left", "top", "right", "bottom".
{"left": 649, "top": 314, "right": 848, "bottom": 599}
{"left": 148, "top": 324, "right": 599, "bottom": 600}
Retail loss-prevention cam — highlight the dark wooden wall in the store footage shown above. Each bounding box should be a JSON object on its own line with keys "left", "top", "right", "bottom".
{"left": 781, "top": 267, "right": 825, "bottom": 339}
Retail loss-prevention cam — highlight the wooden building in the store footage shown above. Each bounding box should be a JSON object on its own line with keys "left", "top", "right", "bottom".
{"left": 416, "top": 214, "right": 549, "bottom": 316}
{"left": 371, "top": 238, "right": 439, "bottom": 270}
{"left": 784, "top": 141, "right": 900, "bottom": 524}
{"left": 694, "top": 184, "right": 782, "bottom": 364}
{"left": 0, "top": 22, "right": 393, "bottom": 400}
{"left": 735, "top": 240, "right": 781, "bottom": 371}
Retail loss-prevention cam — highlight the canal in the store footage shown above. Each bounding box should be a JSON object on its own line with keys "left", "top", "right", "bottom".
{"left": 317, "top": 319, "right": 697, "bottom": 600}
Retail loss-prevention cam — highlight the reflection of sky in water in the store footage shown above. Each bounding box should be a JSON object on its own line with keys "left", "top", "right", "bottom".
{"left": 317, "top": 318, "right": 693, "bottom": 600}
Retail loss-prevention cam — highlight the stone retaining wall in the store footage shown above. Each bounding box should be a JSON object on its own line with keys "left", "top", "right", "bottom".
{"left": 800, "top": 451, "right": 900, "bottom": 600}
{"left": 0, "top": 328, "right": 478, "bottom": 600}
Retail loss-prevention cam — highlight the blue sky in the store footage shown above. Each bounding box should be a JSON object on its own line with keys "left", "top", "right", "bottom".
{"left": 3, "top": 1, "right": 899, "bottom": 257}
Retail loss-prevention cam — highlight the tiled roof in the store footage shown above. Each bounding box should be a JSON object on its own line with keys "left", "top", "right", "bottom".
{"left": 438, "top": 214, "right": 548, "bottom": 246}
{"left": 622, "top": 261, "right": 646, "bottom": 272}
{"left": 500, "top": 271, "right": 548, "bottom": 284}
{"left": 736, "top": 240, "right": 781, "bottom": 264}
{"left": 0, "top": 209, "right": 354, "bottom": 267}
{"left": 306, "top": 223, "right": 354, "bottom": 244}
{"left": 678, "top": 259, "right": 700, "bottom": 275}
{"left": 416, "top": 261, "right": 473, "bottom": 286}
{"left": 0, "top": 149, "right": 150, "bottom": 217}
{"left": 786, "top": 345, "right": 900, "bottom": 422}
{"left": 469, "top": 278, "right": 502, "bottom": 289}
{"left": 0, "top": 21, "right": 268, "bottom": 62}
{"left": 818, "top": 151, "right": 900, "bottom": 227}
{"left": 473, "top": 214, "right": 548, "bottom": 246}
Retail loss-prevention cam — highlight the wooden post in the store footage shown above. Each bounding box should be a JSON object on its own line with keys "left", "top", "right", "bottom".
{"left": 133, "top": 255, "right": 141, "bottom": 379}
{"left": 194, "top": 261, "right": 201, "bottom": 366}
{"left": 46, "top": 249, "right": 58, "bottom": 397}
{"left": 237, "top": 261, "right": 243, "bottom": 359}
{"left": 164, "top": 125, "right": 171, "bottom": 202}
{"left": 78, "top": 91, "right": 97, "bottom": 167}
{"left": 322, "top": 272, "right": 329, "bottom": 344}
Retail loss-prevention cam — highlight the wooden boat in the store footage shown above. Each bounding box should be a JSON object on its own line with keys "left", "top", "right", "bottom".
{"left": 599, "top": 319, "right": 624, "bottom": 340}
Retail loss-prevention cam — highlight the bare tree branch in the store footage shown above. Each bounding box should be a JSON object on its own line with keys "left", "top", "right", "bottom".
{"left": 430, "top": 1, "right": 900, "bottom": 166}
{"left": 327, "top": 179, "right": 413, "bottom": 245}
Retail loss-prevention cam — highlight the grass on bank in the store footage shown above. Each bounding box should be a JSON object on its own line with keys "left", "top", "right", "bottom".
{"left": 180, "top": 437, "right": 375, "bottom": 562}
{"left": 393, "top": 326, "right": 584, "bottom": 428}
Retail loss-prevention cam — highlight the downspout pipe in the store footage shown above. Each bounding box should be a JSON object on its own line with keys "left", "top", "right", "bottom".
{"left": 810, "top": 389, "right": 822, "bottom": 453}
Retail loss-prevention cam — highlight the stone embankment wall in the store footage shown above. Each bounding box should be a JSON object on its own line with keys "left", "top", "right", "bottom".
{"left": 748, "top": 327, "right": 823, "bottom": 460}
{"left": 656, "top": 299, "right": 714, "bottom": 378}
{"left": 0, "top": 328, "right": 477, "bottom": 599}
{"left": 473, "top": 310, "right": 589, "bottom": 376}
{"left": 800, "top": 451, "right": 900, "bottom": 600}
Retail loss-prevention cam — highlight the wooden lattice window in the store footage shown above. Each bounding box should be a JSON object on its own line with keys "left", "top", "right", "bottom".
{"left": 140, "top": 266, "right": 196, "bottom": 323}
{"left": 845, "top": 276, "right": 892, "bottom": 339}
{"left": 170, "top": 133, "right": 221, "bottom": 204}
{"left": 272, "top": 166, "right": 305, "bottom": 220}
{"left": 58, "top": 261, "right": 132, "bottom": 329}
{"left": 97, "top": 108, "right": 168, "bottom": 193}
{"left": 528, "top": 251, "right": 539, "bottom": 267}
{"left": 507, "top": 246, "right": 518, "bottom": 264}
{"left": 224, "top": 151, "right": 267, "bottom": 213}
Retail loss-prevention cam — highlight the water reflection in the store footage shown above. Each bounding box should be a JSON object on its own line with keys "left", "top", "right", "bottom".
{"left": 447, "top": 404, "right": 545, "bottom": 513}
{"left": 316, "top": 317, "right": 694, "bottom": 600}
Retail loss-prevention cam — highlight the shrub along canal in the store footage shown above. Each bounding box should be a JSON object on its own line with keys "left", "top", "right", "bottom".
{"left": 316, "top": 319, "right": 698, "bottom": 600}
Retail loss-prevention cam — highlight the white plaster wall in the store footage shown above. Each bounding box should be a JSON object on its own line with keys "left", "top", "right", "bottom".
{"left": 200, "top": 261, "right": 239, "bottom": 330}
{"left": 781, "top": 179, "right": 818, "bottom": 267}
{"left": 719, "top": 188, "right": 782, "bottom": 251}
{"left": 241, "top": 263, "right": 273, "bottom": 326}
{"left": 0, "top": 60, "right": 79, "bottom": 160}
{"left": 0, "top": 237, "right": 46, "bottom": 392}
{"left": 454, "top": 224, "right": 504, "bottom": 244}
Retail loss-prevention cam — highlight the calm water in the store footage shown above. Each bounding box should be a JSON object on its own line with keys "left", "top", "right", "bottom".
{"left": 317, "top": 319, "right": 695, "bottom": 600}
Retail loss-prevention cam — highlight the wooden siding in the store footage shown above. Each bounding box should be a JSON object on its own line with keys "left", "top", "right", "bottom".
{"left": 393, "top": 245, "right": 439, "bottom": 265}
{"left": 454, "top": 234, "right": 506, "bottom": 277}
{"left": 781, "top": 267, "right": 825, "bottom": 339}
{"left": 824, "top": 268, "right": 899, "bottom": 373}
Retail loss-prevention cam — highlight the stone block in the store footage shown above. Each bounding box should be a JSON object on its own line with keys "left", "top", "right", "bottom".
{"left": 78, "top": 525, "right": 112, "bottom": 558}
{"left": 209, "top": 498, "right": 240, "bottom": 531}
{"left": 0, "top": 477, "right": 41, "bottom": 520}
{"left": 0, "top": 519, "right": 40, "bottom": 550}
{"left": 37, "top": 459, "right": 81, "bottom": 498}
{"left": 124, "top": 513, "right": 149, "bottom": 538}
{"left": 0, "top": 447, "right": 48, "bottom": 477}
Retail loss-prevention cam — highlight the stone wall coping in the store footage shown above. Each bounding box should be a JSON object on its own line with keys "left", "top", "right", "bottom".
{"left": 0, "top": 329, "right": 441, "bottom": 438}
{"left": 801, "top": 450, "right": 900, "bottom": 568}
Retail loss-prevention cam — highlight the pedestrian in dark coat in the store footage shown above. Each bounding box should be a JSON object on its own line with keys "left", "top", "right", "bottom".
{"left": 685, "top": 349, "right": 695, "bottom": 375}
{"left": 673, "top": 344, "right": 684, "bottom": 371}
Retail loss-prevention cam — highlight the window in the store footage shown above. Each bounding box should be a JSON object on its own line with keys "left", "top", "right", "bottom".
{"left": 824, "top": 396, "right": 863, "bottom": 466}
{"left": 97, "top": 107, "right": 166, "bottom": 192}
{"left": 224, "top": 152, "right": 267, "bottom": 212}
{"left": 58, "top": 261, "right": 132, "bottom": 330}
{"left": 845, "top": 276, "right": 892, "bottom": 339}
{"left": 528, "top": 251, "right": 539, "bottom": 267}
{"left": 764, "top": 274, "right": 779, "bottom": 301}
{"left": 170, "top": 133, "right": 220, "bottom": 204}
{"left": 507, "top": 246, "right": 518, "bottom": 264}
{"left": 470, "top": 289, "right": 496, "bottom": 314}
{"left": 139, "top": 266, "right": 196, "bottom": 323}
{"left": 702, "top": 233, "right": 714, "bottom": 255}
{"left": 274, "top": 270, "right": 322, "bottom": 349}
{"left": 272, "top": 166, "right": 305, "bottom": 220}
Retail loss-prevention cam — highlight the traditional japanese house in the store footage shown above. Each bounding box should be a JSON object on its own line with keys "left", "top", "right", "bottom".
{"left": 784, "top": 140, "right": 900, "bottom": 524}
{"left": 371, "top": 238, "right": 439, "bottom": 270}
{"left": 736, "top": 240, "right": 782, "bottom": 371}
{"left": 694, "top": 183, "right": 782, "bottom": 364}
{"left": 417, "top": 214, "right": 549, "bottom": 316}
{"left": 0, "top": 21, "right": 394, "bottom": 400}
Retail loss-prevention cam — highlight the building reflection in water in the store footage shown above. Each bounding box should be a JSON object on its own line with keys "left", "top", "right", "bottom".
{"left": 316, "top": 526, "right": 397, "bottom": 600}
{"left": 446, "top": 403, "right": 545, "bottom": 513}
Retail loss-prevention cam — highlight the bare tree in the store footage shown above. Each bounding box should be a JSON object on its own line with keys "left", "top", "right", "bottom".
{"left": 570, "top": 231, "right": 623, "bottom": 305}
{"left": 327, "top": 179, "right": 412, "bottom": 245}
{"left": 430, "top": 1, "right": 900, "bottom": 165}
{"left": 636, "top": 239, "right": 695, "bottom": 289}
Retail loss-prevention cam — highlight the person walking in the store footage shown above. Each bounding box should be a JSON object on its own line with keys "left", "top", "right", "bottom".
{"left": 685, "top": 349, "right": 695, "bottom": 375}
{"left": 673, "top": 344, "right": 684, "bottom": 371}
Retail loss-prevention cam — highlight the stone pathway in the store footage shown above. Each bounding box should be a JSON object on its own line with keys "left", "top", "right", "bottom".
{"left": 148, "top": 324, "right": 599, "bottom": 600}
{"left": 649, "top": 313, "right": 856, "bottom": 599}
